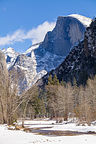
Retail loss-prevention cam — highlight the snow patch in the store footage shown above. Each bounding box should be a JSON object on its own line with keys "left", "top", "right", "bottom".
{"left": 69, "top": 14, "right": 92, "bottom": 27}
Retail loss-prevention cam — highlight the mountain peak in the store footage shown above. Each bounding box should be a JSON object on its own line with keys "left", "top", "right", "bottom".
{"left": 38, "top": 14, "right": 85, "bottom": 56}
{"left": 6, "top": 47, "right": 15, "bottom": 53}
{"left": 2, "top": 47, "right": 16, "bottom": 54}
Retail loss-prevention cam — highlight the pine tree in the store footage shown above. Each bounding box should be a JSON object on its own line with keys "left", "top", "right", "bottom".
{"left": 53, "top": 74, "right": 59, "bottom": 85}
{"left": 48, "top": 74, "right": 53, "bottom": 85}
{"left": 60, "top": 80, "right": 66, "bottom": 87}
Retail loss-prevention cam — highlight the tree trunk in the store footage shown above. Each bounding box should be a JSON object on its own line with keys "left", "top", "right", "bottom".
{"left": 0, "top": 98, "right": 6, "bottom": 124}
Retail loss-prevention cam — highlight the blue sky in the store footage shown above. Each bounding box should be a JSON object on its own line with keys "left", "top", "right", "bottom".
{"left": 0, "top": 0, "right": 96, "bottom": 52}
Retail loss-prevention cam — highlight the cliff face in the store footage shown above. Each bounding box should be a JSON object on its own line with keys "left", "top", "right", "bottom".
{"left": 40, "top": 19, "right": 96, "bottom": 86}
{"left": 36, "top": 16, "right": 85, "bottom": 56}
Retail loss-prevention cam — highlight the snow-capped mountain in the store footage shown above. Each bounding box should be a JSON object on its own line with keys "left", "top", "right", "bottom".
{"left": 2, "top": 14, "right": 92, "bottom": 93}
{"left": 39, "top": 18, "right": 96, "bottom": 86}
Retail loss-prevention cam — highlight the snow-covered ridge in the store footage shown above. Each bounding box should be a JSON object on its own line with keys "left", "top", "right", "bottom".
{"left": 69, "top": 14, "right": 92, "bottom": 27}
{"left": 24, "top": 42, "right": 41, "bottom": 55}
{"left": 2, "top": 47, "right": 18, "bottom": 55}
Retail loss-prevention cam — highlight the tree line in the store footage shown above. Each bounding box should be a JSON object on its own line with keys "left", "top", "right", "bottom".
{"left": 45, "top": 74, "right": 96, "bottom": 125}
{"left": 0, "top": 63, "right": 96, "bottom": 126}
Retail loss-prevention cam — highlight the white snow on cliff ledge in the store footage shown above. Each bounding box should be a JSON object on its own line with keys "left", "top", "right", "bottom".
{"left": 69, "top": 14, "right": 92, "bottom": 27}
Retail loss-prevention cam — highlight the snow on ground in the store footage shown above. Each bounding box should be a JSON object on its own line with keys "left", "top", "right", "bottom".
{"left": 42, "top": 123, "right": 96, "bottom": 132}
{"left": 17, "top": 119, "right": 96, "bottom": 132}
{"left": 0, "top": 120, "right": 96, "bottom": 144}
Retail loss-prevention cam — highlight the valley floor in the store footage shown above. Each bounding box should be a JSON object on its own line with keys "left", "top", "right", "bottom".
{"left": 0, "top": 119, "right": 96, "bottom": 144}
